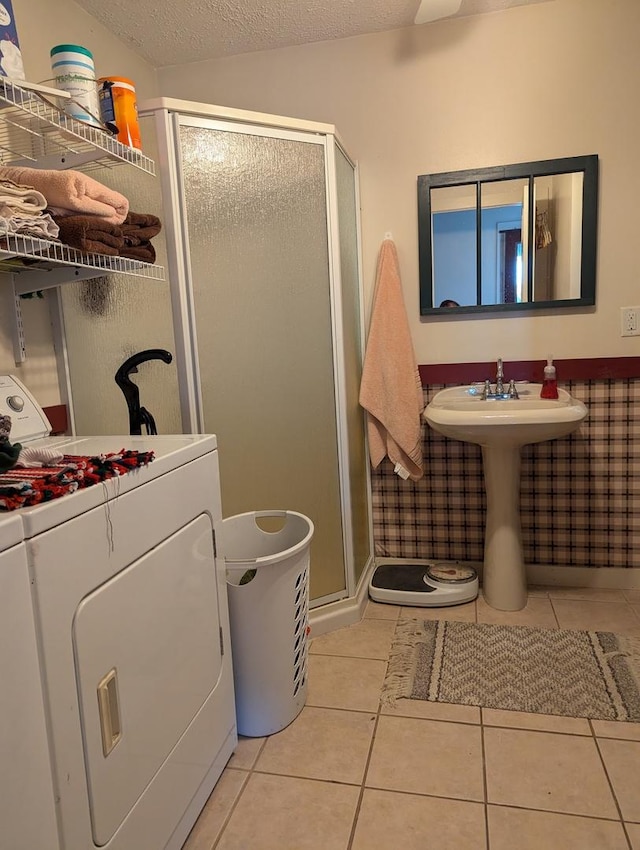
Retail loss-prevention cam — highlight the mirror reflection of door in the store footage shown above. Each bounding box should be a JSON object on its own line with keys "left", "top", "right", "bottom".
{"left": 499, "top": 225, "right": 522, "bottom": 303}
{"left": 481, "top": 179, "right": 527, "bottom": 305}
{"left": 430, "top": 183, "right": 477, "bottom": 307}
{"left": 432, "top": 206, "right": 476, "bottom": 307}
{"left": 431, "top": 205, "right": 524, "bottom": 306}
{"left": 431, "top": 194, "right": 524, "bottom": 306}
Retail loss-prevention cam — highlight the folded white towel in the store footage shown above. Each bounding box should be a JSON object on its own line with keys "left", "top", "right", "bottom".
{"left": 0, "top": 166, "right": 129, "bottom": 225}
{"left": 0, "top": 178, "right": 48, "bottom": 212}
{"left": 359, "top": 239, "right": 424, "bottom": 481}
{"left": 0, "top": 209, "right": 60, "bottom": 240}
{"left": 0, "top": 205, "right": 43, "bottom": 218}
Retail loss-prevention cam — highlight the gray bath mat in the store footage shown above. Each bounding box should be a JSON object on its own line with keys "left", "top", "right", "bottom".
{"left": 382, "top": 619, "right": 640, "bottom": 721}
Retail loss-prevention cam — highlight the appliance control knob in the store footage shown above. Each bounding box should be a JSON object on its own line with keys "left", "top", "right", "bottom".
{"left": 7, "top": 395, "right": 24, "bottom": 412}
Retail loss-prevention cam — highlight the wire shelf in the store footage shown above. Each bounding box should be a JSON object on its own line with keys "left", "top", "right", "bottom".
{"left": 0, "top": 232, "right": 164, "bottom": 292}
{"left": 0, "top": 79, "right": 155, "bottom": 175}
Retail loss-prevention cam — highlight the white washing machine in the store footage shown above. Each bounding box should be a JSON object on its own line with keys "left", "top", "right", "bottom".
{"left": 0, "top": 376, "right": 237, "bottom": 850}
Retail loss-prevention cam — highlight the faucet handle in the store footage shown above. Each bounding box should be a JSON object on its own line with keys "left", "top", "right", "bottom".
{"left": 482, "top": 379, "right": 492, "bottom": 399}
{"left": 508, "top": 379, "right": 519, "bottom": 399}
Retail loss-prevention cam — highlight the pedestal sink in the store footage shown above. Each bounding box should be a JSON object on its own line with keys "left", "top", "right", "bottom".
{"left": 424, "top": 383, "right": 587, "bottom": 611}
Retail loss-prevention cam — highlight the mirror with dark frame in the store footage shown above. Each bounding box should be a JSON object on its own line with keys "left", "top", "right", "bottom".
{"left": 418, "top": 155, "right": 598, "bottom": 315}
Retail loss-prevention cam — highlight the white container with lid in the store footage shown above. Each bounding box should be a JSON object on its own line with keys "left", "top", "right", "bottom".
{"left": 50, "top": 44, "right": 101, "bottom": 127}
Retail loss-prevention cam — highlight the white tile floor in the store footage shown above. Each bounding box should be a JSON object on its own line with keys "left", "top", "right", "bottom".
{"left": 183, "top": 587, "right": 640, "bottom": 850}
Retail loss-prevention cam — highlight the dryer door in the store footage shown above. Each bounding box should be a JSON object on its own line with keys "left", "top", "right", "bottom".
{"left": 73, "top": 513, "right": 224, "bottom": 846}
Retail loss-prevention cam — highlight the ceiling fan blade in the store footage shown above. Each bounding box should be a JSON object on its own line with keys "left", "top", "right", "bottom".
{"left": 414, "top": 0, "right": 463, "bottom": 25}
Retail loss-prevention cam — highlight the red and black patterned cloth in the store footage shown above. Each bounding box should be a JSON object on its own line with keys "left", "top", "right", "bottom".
{"left": 0, "top": 450, "right": 154, "bottom": 511}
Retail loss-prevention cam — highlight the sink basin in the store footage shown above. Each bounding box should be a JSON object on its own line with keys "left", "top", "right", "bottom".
{"left": 425, "top": 383, "right": 587, "bottom": 447}
{"left": 424, "top": 382, "right": 587, "bottom": 612}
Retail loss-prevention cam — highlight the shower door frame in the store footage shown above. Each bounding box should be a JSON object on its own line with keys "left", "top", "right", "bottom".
{"left": 144, "top": 101, "right": 373, "bottom": 607}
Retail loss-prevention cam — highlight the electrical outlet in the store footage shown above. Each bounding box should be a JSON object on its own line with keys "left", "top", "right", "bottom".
{"left": 621, "top": 306, "right": 640, "bottom": 337}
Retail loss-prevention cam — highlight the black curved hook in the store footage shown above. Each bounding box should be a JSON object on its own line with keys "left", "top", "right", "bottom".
{"left": 115, "top": 349, "right": 173, "bottom": 435}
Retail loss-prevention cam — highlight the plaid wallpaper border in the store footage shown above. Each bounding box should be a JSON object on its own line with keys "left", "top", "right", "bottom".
{"left": 370, "top": 379, "right": 640, "bottom": 568}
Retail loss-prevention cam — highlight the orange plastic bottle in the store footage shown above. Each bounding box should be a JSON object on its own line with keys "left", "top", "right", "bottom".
{"left": 98, "top": 76, "right": 142, "bottom": 150}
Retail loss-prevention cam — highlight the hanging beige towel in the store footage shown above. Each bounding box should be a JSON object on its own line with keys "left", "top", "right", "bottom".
{"left": 359, "top": 239, "right": 424, "bottom": 481}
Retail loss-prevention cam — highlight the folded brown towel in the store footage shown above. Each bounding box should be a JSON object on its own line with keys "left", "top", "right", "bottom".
{"left": 54, "top": 215, "right": 124, "bottom": 256}
{"left": 119, "top": 241, "right": 156, "bottom": 263}
{"left": 122, "top": 211, "right": 162, "bottom": 241}
{"left": 118, "top": 211, "right": 160, "bottom": 263}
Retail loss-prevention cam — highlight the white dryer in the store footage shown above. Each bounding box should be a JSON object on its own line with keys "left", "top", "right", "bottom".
{"left": 1, "top": 377, "right": 237, "bottom": 850}
{"left": 0, "top": 511, "right": 59, "bottom": 850}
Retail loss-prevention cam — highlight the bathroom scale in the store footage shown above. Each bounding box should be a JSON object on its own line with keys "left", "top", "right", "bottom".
{"left": 369, "top": 562, "right": 479, "bottom": 607}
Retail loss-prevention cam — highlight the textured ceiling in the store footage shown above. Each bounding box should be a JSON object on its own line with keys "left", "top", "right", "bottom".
{"left": 74, "top": 0, "right": 554, "bottom": 67}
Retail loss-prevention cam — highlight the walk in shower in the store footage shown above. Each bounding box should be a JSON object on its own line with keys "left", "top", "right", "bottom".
{"left": 59, "top": 99, "right": 372, "bottom": 605}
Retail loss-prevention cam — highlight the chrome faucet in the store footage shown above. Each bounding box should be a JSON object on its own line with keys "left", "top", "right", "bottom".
{"left": 481, "top": 358, "right": 519, "bottom": 400}
{"left": 495, "top": 357, "right": 505, "bottom": 395}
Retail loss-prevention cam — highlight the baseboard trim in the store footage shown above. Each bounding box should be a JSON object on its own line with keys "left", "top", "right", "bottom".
{"left": 308, "top": 556, "right": 376, "bottom": 638}
{"left": 375, "top": 557, "right": 640, "bottom": 590}
{"left": 308, "top": 558, "right": 640, "bottom": 637}
{"left": 526, "top": 564, "right": 640, "bottom": 589}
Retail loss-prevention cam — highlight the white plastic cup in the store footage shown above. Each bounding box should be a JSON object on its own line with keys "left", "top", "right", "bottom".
{"left": 50, "top": 44, "right": 101, "bottom": 127}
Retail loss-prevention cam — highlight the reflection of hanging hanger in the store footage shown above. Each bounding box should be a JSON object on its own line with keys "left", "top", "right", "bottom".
{"left": 535, "top": 208, "right": 552, "bottom": 249}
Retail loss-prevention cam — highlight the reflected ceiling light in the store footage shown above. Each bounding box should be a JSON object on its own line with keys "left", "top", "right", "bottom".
{"left": 414, "top": 0, "right": 463, "bottom": 25}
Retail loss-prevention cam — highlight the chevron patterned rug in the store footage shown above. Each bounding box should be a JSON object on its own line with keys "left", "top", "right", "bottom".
{"left": 382, "top": 619, "right": 640, "bottom": 721}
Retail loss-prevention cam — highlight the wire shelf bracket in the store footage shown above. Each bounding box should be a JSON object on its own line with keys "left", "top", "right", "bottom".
{"left": 10, "top": 275, "right": 25, "bottom": 363}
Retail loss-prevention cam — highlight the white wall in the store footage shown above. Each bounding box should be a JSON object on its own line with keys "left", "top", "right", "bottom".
{"left": 2, "top": 0, "right": 638, "bottom": 410}
{"left": 157, "top": 0, "right": 640, "bottom": 366}
{"left": 0, "top": 0, "right": 159, "bottom": 404}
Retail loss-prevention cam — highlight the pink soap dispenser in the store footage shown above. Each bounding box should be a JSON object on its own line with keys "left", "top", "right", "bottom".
{"left": 540, "top": 356, "right": 559, "bottom": 399}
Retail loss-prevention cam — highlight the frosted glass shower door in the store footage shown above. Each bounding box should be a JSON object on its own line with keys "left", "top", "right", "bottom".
{"left": 59, "top": 116, "right": 181, "bottom": 436}
{"left": 176, "top": 117, "right": 346, "bottom": 601}
{"left": 332, "top": 142, "right": 370, "bottom": 589}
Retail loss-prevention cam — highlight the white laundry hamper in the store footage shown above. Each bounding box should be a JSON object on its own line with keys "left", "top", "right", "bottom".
{"left": 220, "top": 510, "right": 314, "bottom": 737}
